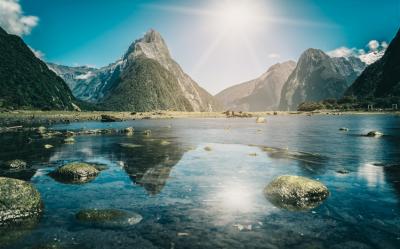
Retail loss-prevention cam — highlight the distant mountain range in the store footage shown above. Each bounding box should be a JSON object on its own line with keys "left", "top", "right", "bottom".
{"left": 279, "top": 49, "right": 366, "bottom": 110}
{"left": 345, "top": 29, "right": 400, "bottom": 101}
{"left": 217, "top": 48, "right": 367, "bottom": 111}
{"left": 0, "top": 23, "right": 397, "bottom": 112}
{"left": 0, "top": 27, "right": 76, "bottom": 110}
{"left": 49, "top": 30, "right": 222, "bottom": 112}
{"left": 215, "top": 61, "right": 296, "bottom": 111}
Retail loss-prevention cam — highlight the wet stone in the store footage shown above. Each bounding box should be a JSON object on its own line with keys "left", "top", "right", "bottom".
{"left": 0, "top": 177, "right": 43, "bottom": 224}
{"left": 264, "top": 175, "right": 329, "bottom": 211}
{"left": 49, "top": 162, "right": 100, "bottom": 184}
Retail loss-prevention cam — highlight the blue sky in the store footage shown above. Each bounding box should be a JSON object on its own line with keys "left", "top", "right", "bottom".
{"left": 2, "top": 0, "right": 399, "bottom": 94}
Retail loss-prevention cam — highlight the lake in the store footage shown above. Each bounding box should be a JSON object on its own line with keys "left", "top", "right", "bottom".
{"left": 1, "top": 115, "right": 400, "bottom": 249}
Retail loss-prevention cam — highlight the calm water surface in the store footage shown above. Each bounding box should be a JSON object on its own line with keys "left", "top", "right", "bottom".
{"left": 1, "top": 115, "right": 400, "bottom": 249}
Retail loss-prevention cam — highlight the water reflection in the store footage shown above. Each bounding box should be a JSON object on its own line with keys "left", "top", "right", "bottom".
{"left": 357, "top": 162, "right": 385, "bottom": 188}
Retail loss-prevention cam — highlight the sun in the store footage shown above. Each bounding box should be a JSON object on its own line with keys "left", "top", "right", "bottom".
{"left": 211, "top": 0, "right": 265, "bottom": 33}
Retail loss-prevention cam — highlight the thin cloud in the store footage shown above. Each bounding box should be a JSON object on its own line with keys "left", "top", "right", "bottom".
{"left": 0, "top": 0, "right": 39, "bottom": 36}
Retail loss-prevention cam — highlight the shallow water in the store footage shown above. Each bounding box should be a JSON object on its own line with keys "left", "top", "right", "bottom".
{"left": 1, "top": 115, "right": 400, "bottom": 249}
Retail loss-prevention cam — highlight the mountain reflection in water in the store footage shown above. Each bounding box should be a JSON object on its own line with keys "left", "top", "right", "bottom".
{"left": 0, "top": 115, "right": 399, "bottom": 249}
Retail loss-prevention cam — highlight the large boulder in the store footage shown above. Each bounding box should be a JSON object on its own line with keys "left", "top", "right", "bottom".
{"left": 0, "top": 177, "right": 42, "bottom": 224}
{"left": 75, "top": 209, "right": 142, "bottom": 228}
{"left": 264, "top": 175, "right": 329, "bottom": 211}
{"left": 49, "top": 162, "right": 99, "bottom": 184}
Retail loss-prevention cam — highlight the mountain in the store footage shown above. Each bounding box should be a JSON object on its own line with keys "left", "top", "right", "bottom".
{"left": 279, "top": 49, "right": 366, "bottom": 110}
{"left": 345, "top": 29, "right": 400, "bottom": 101}
{"left": 47, "top": 61, "right": 124, "bottom": 102}
{"left": 50, "top": 29, "right": 221, "bottom": 112}
{"left": 216, "top": 61, "right": 296, "bottom": 111}
{"left": 0, "top": 27, "right": 76, "bottom": 110}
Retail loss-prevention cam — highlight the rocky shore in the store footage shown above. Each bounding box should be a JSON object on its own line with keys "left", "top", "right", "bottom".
{"left": 0, "top": 110, "right": 398, "bottom": 128}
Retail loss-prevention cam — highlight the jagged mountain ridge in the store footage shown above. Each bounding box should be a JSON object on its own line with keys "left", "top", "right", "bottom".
{"left": 49, "top": 29, "right": 221, "bottom": 112}
{"left": 0, "top": 27, "right": 75, "bottom": 110}
{"left": 216, "top": 61, "right": 296, "bottom": 111}
{"left": 345, "top": 29, "right": 400, "bottom": 99}
{"left": 279, "top": 49, "right": 366, "bottom": 110}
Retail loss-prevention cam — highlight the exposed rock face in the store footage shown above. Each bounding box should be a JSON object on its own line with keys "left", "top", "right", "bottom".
{"left": 0, "top": 27, "right": 75, "bottom": 110}
{"left": 264, "top": 175, "right": 329, "bottom": 211}
{"left": 279, "top": 49, "right": 366, "bottom": 110}
{"left": 216, "top": 61, "right": 296, "bottom": 111}
{"left": 0, "top": 177, "right": 42, "bottom": 224}
{"left": 345, "top": 29, "right": 400, "bottom": 100}
{"left": 49, "top": 29, "right": 221, "bottom": 112}
{"left": 48, "top": 61, "right": 124, "bottom": 102}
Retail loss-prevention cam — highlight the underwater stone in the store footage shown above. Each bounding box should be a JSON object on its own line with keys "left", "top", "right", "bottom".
{"left": 75, "top": 209, "right": 142, "bottom": 228}
{"left": 256, "top": 117, "right": 266, "bottom": 123}
{"left": 264, "top": 175, "right": 329, "bottom": 211}
{"left": 63, "top": 137, "right": 75, "bottom": 144}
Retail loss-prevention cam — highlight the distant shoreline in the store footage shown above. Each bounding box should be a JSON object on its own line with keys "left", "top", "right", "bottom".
{"left": 0, "top": 110, "right": 398, "bottom": 127}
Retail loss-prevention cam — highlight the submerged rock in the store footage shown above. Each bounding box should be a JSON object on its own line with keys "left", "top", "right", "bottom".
{"left": 49, "top": 162, "right": 99, "bottom": 184}
{"left": 366, "top": 131, "right": 383, "bottom": 137}
{"left": 122, "top": 127, "right": 134, "bottom": 135}
{"left": 63, "top": 137, "right": 75, "bottom": 144}
{"left": 36, "top": 126, "right": 47, "bottom": 134}
{"left": 0, "top": 215, "right": 39, "bottom": 246}
{"left": 75, "top": 209, "right": 142, "bottom": 228}
{"left": 119, "top": 143, "right": 143, "bottom": 149}
{"left": 39, "top": 131, "right": 63, "bottom": 138}
{"left": 44, "top": 144, "right": 54, "bottom": 149}
{"left": 256, "top": 117, "right": 266, "bottom": 123}
{"left": 264, "top": 175, "right": 329, "bottom": 211}
{"left": 336, "top": 169, "right": 349, "bottom": 174}
{"left": 100, "top": 115, "right": 122, "bottom": 122}
{"left": 204, "top": 146, "right": 212, "bottom": 151}
{"left": 160, "top": 140, "right": 171, "bottom": 146}
{"left": 0, "top": 177, "right": 42, "bottom": 224}
{"left": 3, "top": 159, "right": 27, "bottom": 169}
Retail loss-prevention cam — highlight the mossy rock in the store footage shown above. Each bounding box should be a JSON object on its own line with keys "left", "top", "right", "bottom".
{"left": 49, "top": 162, "right": 99, "bottom": 184}
{"left": 0, "top": 177, "right": 42, "bottom": 224}
{"left": 264, "top": 175, "right": 329, "bottom": 211}
{"left": 75, "top": 209, "right": 142, "bottom": 228}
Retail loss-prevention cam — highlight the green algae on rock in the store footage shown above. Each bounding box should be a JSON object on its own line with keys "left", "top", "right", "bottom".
{"left": 49, "top": 162, "right": 100, "bottom": 184}
{"left": 0, "top": 177, "right": 43, "bottom": 224}
{"left": 264, "top": 175, "right": 329, "bottom": 211}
